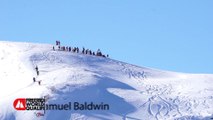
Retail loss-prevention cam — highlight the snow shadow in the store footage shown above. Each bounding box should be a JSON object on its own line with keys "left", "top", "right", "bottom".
{"left": 45, "top": 75, "right": 137, "bottom": 120}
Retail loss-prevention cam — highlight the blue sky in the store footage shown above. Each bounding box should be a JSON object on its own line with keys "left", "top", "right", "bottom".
{"left": 0, "top": 0, "right": 213, "bottom": 73}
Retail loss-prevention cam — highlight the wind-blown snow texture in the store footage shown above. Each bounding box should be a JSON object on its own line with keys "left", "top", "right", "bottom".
{"left": 0, "top": 41, "right": 213, "bottom": 120}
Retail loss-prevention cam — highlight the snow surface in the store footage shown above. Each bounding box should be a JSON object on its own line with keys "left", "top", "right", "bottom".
{"left": 0, "top": 41, "right": 213, "bottom": 120}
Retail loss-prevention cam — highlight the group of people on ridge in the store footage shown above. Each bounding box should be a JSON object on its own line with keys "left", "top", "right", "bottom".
{"left": 53, "top": 40, "right": 109, "bottom": 58}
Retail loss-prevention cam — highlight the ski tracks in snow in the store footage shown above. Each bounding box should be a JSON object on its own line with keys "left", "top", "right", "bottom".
{"left": 138, "top": 84, "right": 176, "bottom": 120}
{"left": 125, "top": 83, "right": 213, "bottom": 120}
{"left": 116, "top": 61, "right": 147, "bottom": 80}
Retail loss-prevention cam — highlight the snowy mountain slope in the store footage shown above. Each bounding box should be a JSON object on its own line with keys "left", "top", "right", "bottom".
{"left": 0, "top": 41, "right": 213, "bottom": 120}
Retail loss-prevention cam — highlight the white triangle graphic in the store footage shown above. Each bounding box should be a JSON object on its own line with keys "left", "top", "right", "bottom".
{"left": 15, "top": 100, "right": 24, "bottom": 108}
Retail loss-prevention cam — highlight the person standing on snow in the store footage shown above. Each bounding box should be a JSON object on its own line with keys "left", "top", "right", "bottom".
{"left": 35, "top": 66, "right": 38, "bottom": 71}
{"left": 38, "top": 80, "right": 41, "bottom": 85}
{"left": 35, "top": 65, "right": 39, "bottom": 76}
{"left": 37, "top": 70, "right": 39, "bottom": 76}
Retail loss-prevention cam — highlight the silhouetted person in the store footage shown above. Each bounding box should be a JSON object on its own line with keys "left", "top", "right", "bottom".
{"left": 86, "top": 49, "right": 88, "bottom": 54}
{"left": 82, "top": 47, "right": 85, "bottom": 54}
{"left": 38, "top": 81, "right": 41, "bottom": 85}
{"left": 96, "top": 49, "right": 102, "bottom": 56}
{"left": 73, "top": 47, "right": 76, "bottom": 52}
{"left": 35, "top": 66, "right": 38, "bottom": 72}
{"left": 56, "top": 40, "right": 61, "bottom": 46}
{"left": 37, "top": 71, "right": 39, "bottom": 76}
{"left": 33, "top": 77, "right": 36, "bottom": 82}
{"left": 53, "top": 46, "right": 55, "bottom": 51}
{"left": 77, "top": 47, "right": 79, "bottom": 53}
